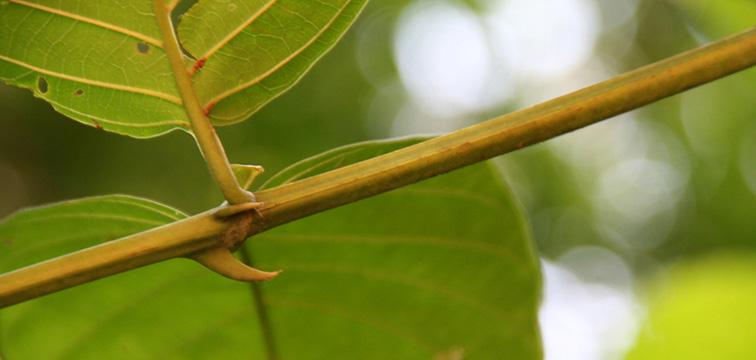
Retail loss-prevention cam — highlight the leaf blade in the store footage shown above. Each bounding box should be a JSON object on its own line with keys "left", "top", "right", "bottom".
{"left": 0, "top": 195, "right": 187, "bottom": 271}
{"left": 250, "top": 138, "right": 543, "bottom": 358}
{"left": 0, "top": 0, "right": 190, "bottom": 137}
{"left": 178, "top": 0, "right": 369, "bottom": 124}
{"left": 0, "top": 140, "right": 543, "bottom": 359}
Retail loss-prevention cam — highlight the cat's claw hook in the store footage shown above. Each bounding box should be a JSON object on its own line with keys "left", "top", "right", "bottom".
{"left": 192, "top": 247, "right": 280, "bottom": 282}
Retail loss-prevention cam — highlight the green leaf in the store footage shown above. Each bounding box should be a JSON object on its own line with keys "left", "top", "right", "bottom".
{"left": 0, "top": 0, "right": 368, "bottom": 137}
{"left": 0, "top": 194, "right": 187, "bottom": 272}
{"left": 250, "top": 138, "right": 544, "bottom": 358}
{"left": 177, "top": 0, "right": 369, "bottom": 125}
{"left": 0, "top": 139, "right": 542, "bottom": 358}
{"left": 261, "top": 136, "right": 424, "bottom": 188}
{"left": 627, "top": 253, "right": 756, "bottom": 360}
{"left": 0, "top": 0, "right": 190, "bottom": 138}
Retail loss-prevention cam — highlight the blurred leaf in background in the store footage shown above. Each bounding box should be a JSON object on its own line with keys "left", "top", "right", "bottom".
{"left": 627, "top": 253, "right": 756, "bottom": 360}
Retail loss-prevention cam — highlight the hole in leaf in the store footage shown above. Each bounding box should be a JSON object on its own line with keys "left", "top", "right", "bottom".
{"left": 37, "top": 77, "right": 48, "bottom": 94}
{"left": 74, "top": 89, "right": 84, "bottom": 96}
{"left": 136, "top": 42, "right": 150, "bottom": 54}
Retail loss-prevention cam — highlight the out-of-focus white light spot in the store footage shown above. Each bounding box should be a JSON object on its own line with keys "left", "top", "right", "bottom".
{"left": 594, "top": 0, "right": 639, "bottom": 30}
{"left": 540, "top": 255, "right": 643, "bottom": 360}
{"left": 390, "top": 101, "right": 468, "bottom": 135}
{"left": 559, "top": 246, "right": 633, "bottom": 288}
{"left": 550, "top": 114, "right": 647, "bottom": 178}
{"left": 394, "top": 1, "right": 509, "bottom": 120}
{"left": 738, "top": 123, "right": 756, "bottom": 196}
{"left": 485, "top": 0, "right": 600, "bottom": 79}
{"left": 551, "top": 116, "right": 690, "bottom": 250}
{"left": 597, "top": 159, "right": 686, "bottom": 224}
{"left": 516, "top": 58, "right": 614, "bottom": 106}
{"left": 593, "top": 156, "right": 688, "bottom": 250}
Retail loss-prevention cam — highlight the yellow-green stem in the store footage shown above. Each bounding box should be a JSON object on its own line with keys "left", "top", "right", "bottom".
{"left": 153, "top": 0, "right": 252, "bottom": 205}
{"left": 1, "top": 27, "right": 755, "bottom": 308}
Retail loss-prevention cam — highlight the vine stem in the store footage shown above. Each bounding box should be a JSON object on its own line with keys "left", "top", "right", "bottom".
{"left": 153, "top": 0, "right": 253, "bottom": 205}
{"left": 1, "top": 27, "right": 755, "bottom": 308}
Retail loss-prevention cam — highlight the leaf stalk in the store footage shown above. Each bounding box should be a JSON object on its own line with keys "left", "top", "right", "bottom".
{"left": 153, "top": 0, "right": 253, "bottom": 205}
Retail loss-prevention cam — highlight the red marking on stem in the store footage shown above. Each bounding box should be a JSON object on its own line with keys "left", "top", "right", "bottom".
{"left": 192, "top": 58, "right": 207, "bottom": 74}
{"left": 204, "top": 102, "right": 216, "bottom": 116}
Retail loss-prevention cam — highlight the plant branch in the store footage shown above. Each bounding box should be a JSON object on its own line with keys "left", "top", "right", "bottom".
{"left": 0, "top": 209, "right": 228, "bottom": 307}
{"left": 1, "top": 27, "right": 755, "bottom": 308}
{"left": 153, "top": 0, "right": 253, "bottom": 205}
{"left": 250, "top": 27, "right": 756, "bottom": 231}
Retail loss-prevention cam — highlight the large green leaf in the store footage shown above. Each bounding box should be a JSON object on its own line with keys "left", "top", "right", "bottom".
{"left": 0, "top": 0, "right": 189, "bottom": 137}
{"left": 177, "top": 0, "right": 369, "bottom": 125}
{"left": 0, "top": 195, "right": 187, "bottom": 275}
{"left": 0, "top": 139, "right": 542, "bottom": 358}
{"left": 252, "top": 138, "right": 543, "bottom": 358}
{"left": 0, "top": 0, "right": 367, "bottom": 137}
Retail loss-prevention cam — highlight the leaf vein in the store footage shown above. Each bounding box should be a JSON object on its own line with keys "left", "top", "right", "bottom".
{"left": 44, "top": 97, "right": 189, "bottom": 129}
{"left": 195, "top": 0, "right": 280, "bottom": 65}
{"left": 7, "top": 0, "right": 163, "bottom": 47}
{"left": 0, "top": 54, "right": 183, "bottom": 104}
{"left": 202, "top": 0, "right": 353, "bottom": 110}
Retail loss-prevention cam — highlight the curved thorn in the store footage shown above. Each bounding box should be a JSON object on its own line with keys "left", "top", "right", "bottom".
{"left": 192, "top": 247, "right": 280, "bottom": 281}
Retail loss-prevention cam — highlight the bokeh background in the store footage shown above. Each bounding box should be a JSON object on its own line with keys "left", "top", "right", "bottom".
{"left": 1, "top": 0, "right": 754, "bottom": 359}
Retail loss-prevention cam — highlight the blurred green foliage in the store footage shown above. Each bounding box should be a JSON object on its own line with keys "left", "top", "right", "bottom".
{"left": 628, "top": 253, "right": 756, "bottom": 360}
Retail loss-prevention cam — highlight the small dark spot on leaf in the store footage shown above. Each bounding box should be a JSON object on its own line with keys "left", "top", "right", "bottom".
{"left": 92, "top": 119, "right": 103, "bottom": 130}
{"left": 136, "top": 42, "right": 150, "bottom": 54}
{"left": 1, "top": 238, "right": 13, "bottom": 247}
{"left": 74, "top": 89, "right": 84, "bottom": 96}
{"left": 37, "top": 77, "right": 48, "bottom": 94}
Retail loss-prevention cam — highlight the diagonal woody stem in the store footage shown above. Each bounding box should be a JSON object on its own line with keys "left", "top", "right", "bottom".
{"left": 1, "top": 27, "right": 755, "bottom": 308}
